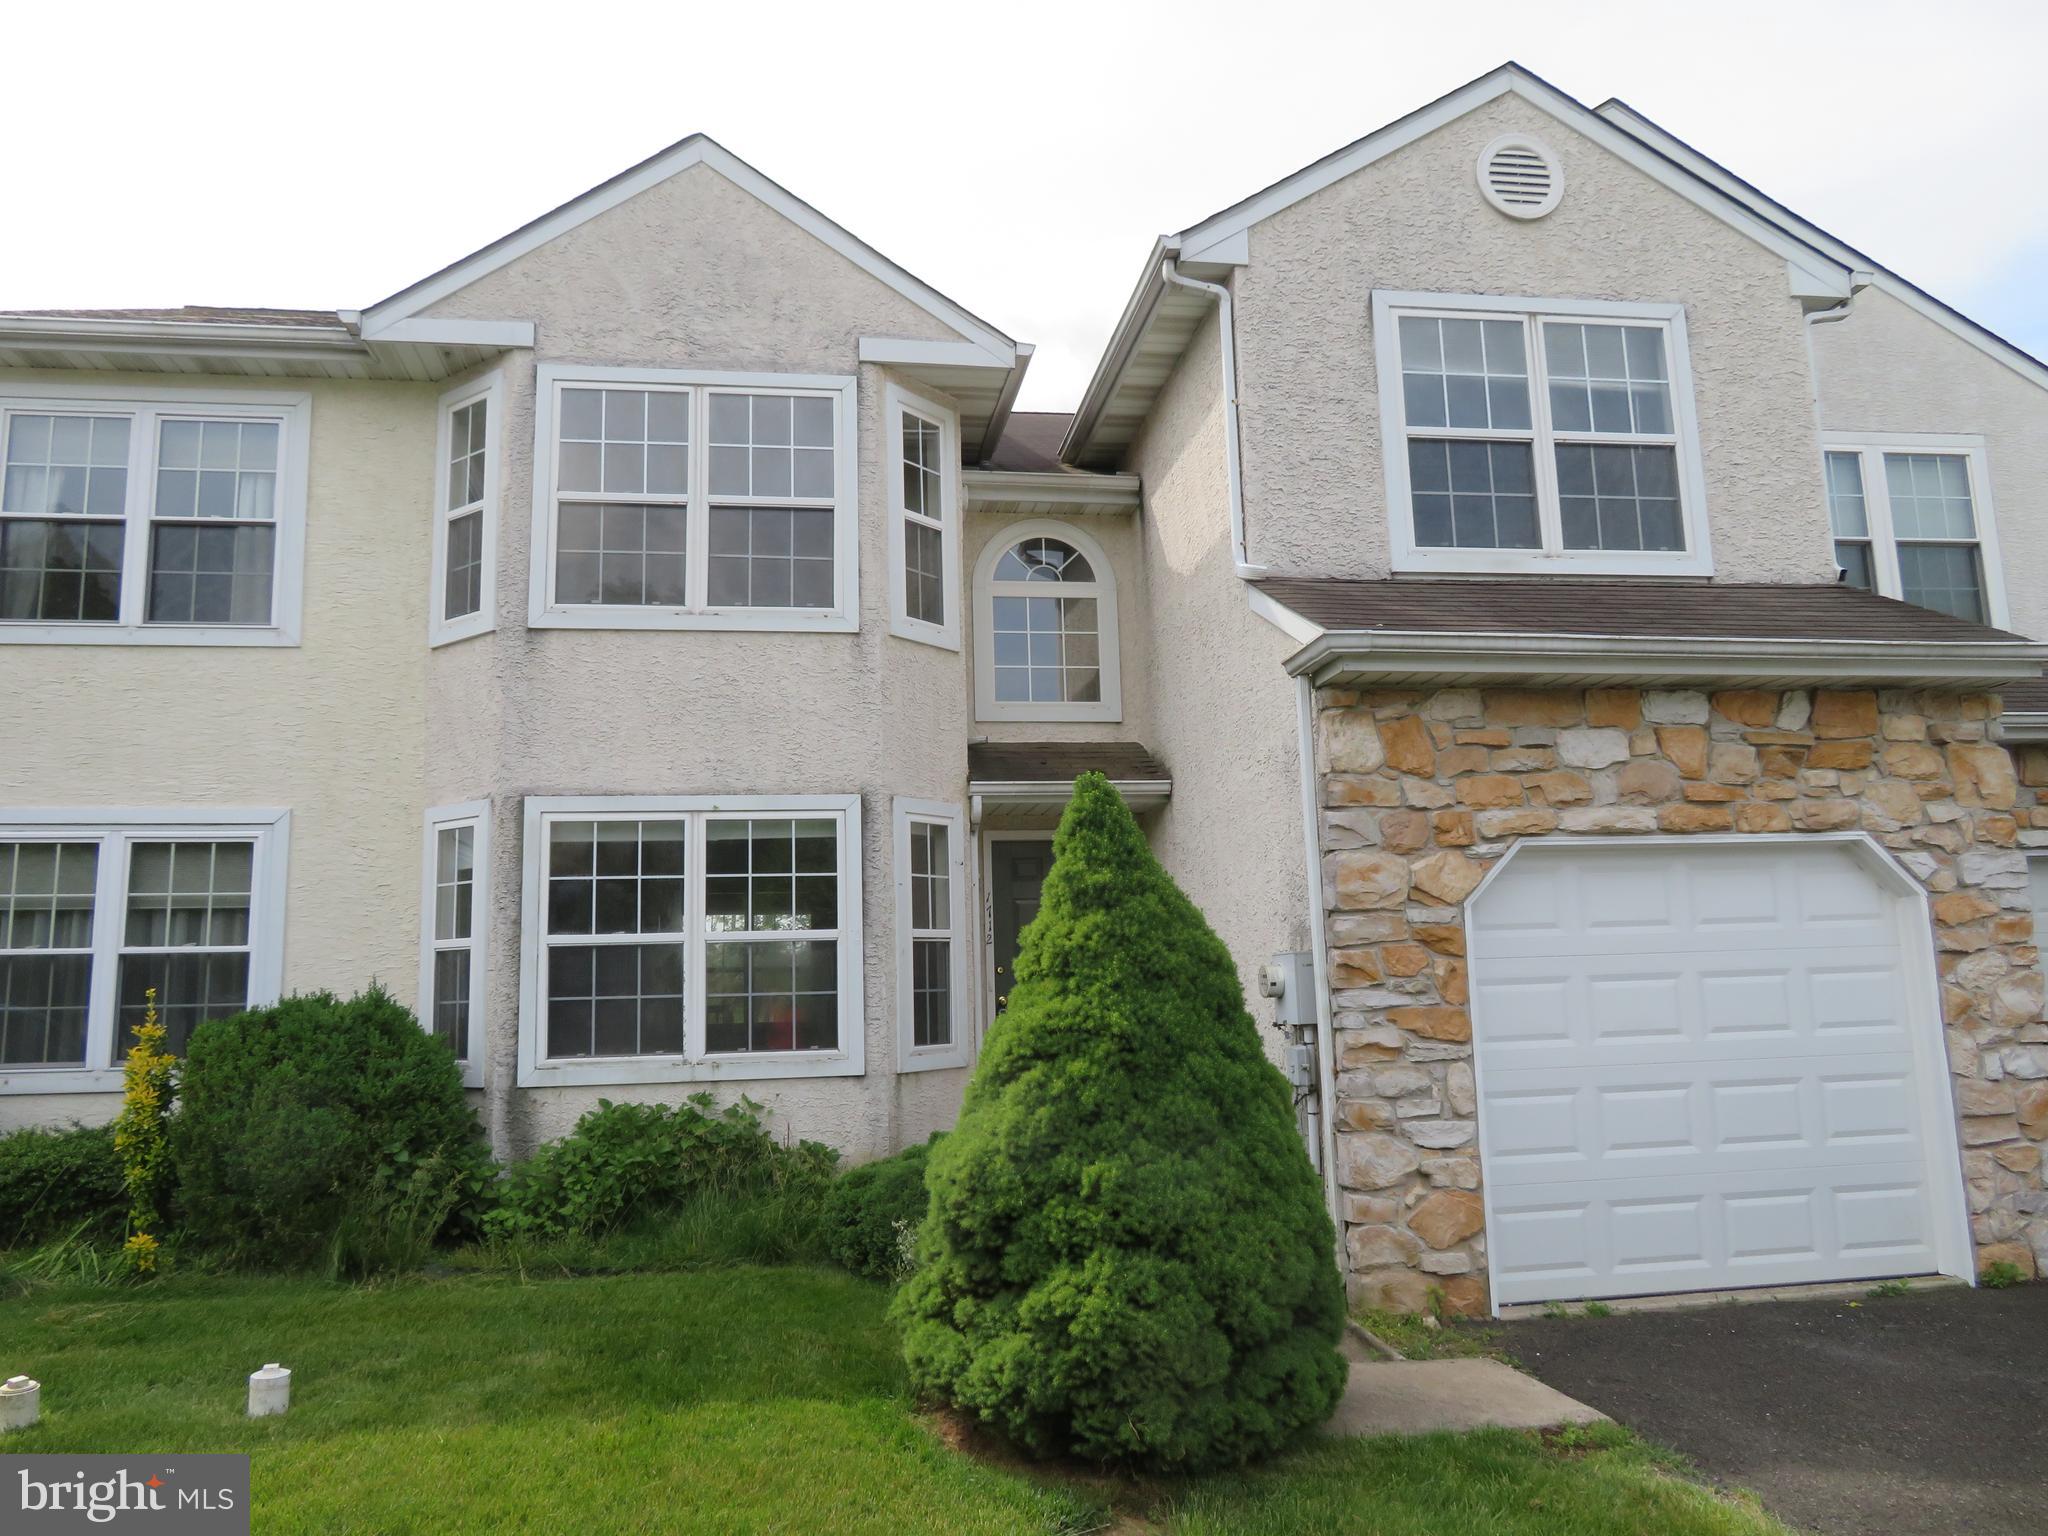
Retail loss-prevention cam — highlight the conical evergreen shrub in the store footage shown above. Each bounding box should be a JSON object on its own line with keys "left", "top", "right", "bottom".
{"left": 893, "top": 773, "right": 1346, "bottom": 1468}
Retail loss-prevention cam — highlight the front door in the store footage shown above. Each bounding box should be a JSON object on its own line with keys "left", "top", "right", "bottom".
{"left": 989, "top": 838, "right": 1053, "bottom": 1017}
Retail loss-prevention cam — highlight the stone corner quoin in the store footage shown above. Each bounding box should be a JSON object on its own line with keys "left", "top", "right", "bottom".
{"left": 1315, "top": 684, "right": 2048, "bottom": 1315}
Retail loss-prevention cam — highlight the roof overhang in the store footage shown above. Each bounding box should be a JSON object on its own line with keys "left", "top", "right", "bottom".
{"left": 0, "top": 313, "right": 530, "bottom": 383}
{"left": 970, "top": 778, "right": 1171, "bottom": 827}
{"left": 964, "top": 467, "right": 1140, "bottom": 516}
{"left": 1283, "top": 628, "right": 2048, "bottom": 693}
{"left": 1061, "top": 63, "right": 1855, "bottom": 470}
{"left": 860, "top": 337, "right": 1031, "bottom": 463}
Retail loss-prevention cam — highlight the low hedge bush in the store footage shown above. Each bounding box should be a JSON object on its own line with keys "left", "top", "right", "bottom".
{"left": 0, "top": 1123, "right": 126, "bottom": 1246}
{"left": 824, "top": 1135, "right": 940, "bottom": 1281}
{"left": 484, "top": 1095, "right": 836, "bottom": 1241}
{"left": 169, "top": 987, "right": 489, "bottom": 1269}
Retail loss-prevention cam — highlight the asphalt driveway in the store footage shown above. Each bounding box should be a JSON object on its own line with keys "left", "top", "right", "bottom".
{"left": 1500, "top": 1285, "right": 2048, "bottom": 1535}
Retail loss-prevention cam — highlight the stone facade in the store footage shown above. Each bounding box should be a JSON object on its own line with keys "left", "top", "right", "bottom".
{"left": 1316, "top": 684, "right": 2048, "bottom": 1314}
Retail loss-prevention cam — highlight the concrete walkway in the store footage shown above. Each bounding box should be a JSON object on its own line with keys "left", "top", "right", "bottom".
{"left": 1329, "top": 1358, "right": 1608, "bottom": 1437}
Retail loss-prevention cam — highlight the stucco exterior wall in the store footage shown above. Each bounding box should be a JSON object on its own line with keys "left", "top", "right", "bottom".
{"left": 1233, "top": 93, "right": 1836, "bottom": 586}
{"left": 1812, "top": 286, "right": 2048, "bottom": 638}
{"left": 2, "top": 373, "right": 436, "bottom": 1128}
{"left": 416, "top": 164, "right": 981, "bottom": 1159}
{"left": 1313, "top": 683, "right": 2048, "bottom": 1312}
{"left": 1126, "top": 312, "right": 1311, "bottom": 1070}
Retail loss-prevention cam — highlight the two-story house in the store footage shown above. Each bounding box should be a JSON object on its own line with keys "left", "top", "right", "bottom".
{"left": 5, "top": 63, "right": 2046, "bottom": 1314}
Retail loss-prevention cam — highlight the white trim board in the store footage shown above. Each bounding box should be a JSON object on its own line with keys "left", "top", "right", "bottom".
{"left": 362, "top": 135, "right": 1015, "bottom": 364}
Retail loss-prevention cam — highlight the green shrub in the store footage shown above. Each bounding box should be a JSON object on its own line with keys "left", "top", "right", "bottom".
{"left": 825, "top": 1135, "right": 941, "bottom": 1281}
{"left": 1980, "top": 1259, "right": 2027, "bottom": 1289}
{"left": 0, "top": 1122, "right": 125, "bottom": 1246}
{"left": 169, "top": 987, "right": 488, "bottom": 1268}
{"left": 484, "top": 1095, "right": 836, "bottom": 1241}
{"left": 893, "top": 774, "right": 1347, "bottom": 1470}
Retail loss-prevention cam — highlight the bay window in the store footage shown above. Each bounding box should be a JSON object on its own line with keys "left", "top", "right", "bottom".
{"left": 1372, "top": 292, "right": 1710, "bottom": 575}
{"left": 517, "top": 796, "right": 863, "bottom": 1084}
{"left": 529, "top": 366, "right": 856, "bottom": 631}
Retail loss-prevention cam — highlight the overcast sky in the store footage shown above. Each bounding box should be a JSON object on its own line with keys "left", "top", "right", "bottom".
{"left": 5, "top": 1, "right": 2042, "bottom": 411}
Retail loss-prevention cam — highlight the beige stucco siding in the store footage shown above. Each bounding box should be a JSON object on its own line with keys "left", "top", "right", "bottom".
{"left": 1, "top": 374, "right": 436, "bottom": 1128}
{"left": 1813, "top": 286, "right": 2048, "bottom": 638}
{"left": 415, "top": 164, "right": 982, "bottom": 1158}
{"left": 1127, "top": 312, "right": 1311, "bottom": 1070}
{"left": 1233, "top": 93, "right": 1836, "bottom": 586}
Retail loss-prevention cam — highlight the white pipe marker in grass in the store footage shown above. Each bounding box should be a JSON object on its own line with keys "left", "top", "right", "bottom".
{"left": 248, "top": 1363, "right": 291, "bottom": 1418}
{"left": 0, "top": 1375, "right": 39, "bottom": 1431}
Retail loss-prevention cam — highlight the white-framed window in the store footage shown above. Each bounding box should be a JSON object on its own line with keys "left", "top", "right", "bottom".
{"left": 894, "top": 798, "right": 968, "bottom": 1072}
{"left": 973, "top": 519, "right": 1122, "bottom": 723}
{"left": 1371, "top": 292, "right": 1712, "bottom": 576}
{"left": 430, "top": 374, "right": 501, "bottom": 646}
{"left": 0, "top": 385, "right": 311, "bottom": 645}
{"left": 1822, "top": 434, "right": 2007, "bottom": 628}
{"left": 2030, "top": 856, "right": 2048, "bottom": 1019}
{"left": 527, "top": 365, "right": 858, "bottom": 632}
{"left": 0, "top": 809, "right": 289, "bottom": 1094}
{"left": 420, "top": 801, "right": 489, "bottom": 1084}
{"left": 886, "top": 383, "right": 960, "bottom": 649}
{"left": 515, "top": 795, "right": 864, "bottom": 1086}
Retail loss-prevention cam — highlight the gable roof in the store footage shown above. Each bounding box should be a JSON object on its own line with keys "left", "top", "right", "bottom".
{"left": 1063, "top": 61, "right": 1863, "bottom": 468}
{"left": 1593, "top": 99, "right": 2048, "bottom": 394}
{"left": 356, "top": 133, "right": 1017, "bottom": 367}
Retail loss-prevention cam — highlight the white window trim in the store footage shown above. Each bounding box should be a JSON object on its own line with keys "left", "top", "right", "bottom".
{"left": 0, "top": 807, "right": 290, "bottom": 1095}
{"left": 1371, "top": 290, "right": 1714, "bottom": 578}
{"left": 526, "top": 364, "right": 859, "bottom": 633}
{"left": 894, "top": 797, "right": 969, "bottom": 1072}
{"left": 885, "top": 382, "right": 962, "bottom": 651}
{"left": 419, "top": 800, "right": 490, "bottom": 1087}
{"left": 1820, "top": 432, "right": 2009, "bottom": 631}
{"left": 0, "top": 383, "right": 312, "bottom": 646}
{"left": 515, "top": 794, "right": 865, "bottom": 1086}
{"left": 972, "top": 517, "right": 1123, "bottom": 723}
{"left": 429, "top": 372, "right": 502, "bottom": 648}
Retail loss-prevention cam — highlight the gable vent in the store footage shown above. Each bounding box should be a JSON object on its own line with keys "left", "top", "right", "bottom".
{"left": 1477, "top": 135, "right": 1563, "bottom": 220}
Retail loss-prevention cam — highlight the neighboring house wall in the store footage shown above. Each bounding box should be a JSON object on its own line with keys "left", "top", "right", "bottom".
{"left": 1127, "top": 312, "right": 1312, "bottom": 1069}
{"left": 415, "top": 163, "right": 976, "bottom": 1158}
{"left": 1812, "top": 286, "right": 2048, "bottom": 636}
{"left": 1231, "top": 92, "right": 1836, "bottom": 585}
{"left": 1312, "top": 683, "right": 2047, "bottom": 1312}
{"left": 1, "top": 374, "right": 435, "bottom": 1124}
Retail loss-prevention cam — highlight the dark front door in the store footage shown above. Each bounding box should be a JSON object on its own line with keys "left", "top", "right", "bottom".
{"left": 989, "top": 838, "right": 1053, "bottom": 1016}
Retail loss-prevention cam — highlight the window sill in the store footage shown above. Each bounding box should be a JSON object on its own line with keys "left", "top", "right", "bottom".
{"left": 1390, "top": 549, "right": 1714, "bottom": 579}
{"left": 516, "top": 1052, "right": 864, "bottom": 1087}
{"left": 888, "top": 615, "right": 962, "bottom": 651}
{"left": 0, "top": 1067, "right": 125, "bottom": 1096}
{"left": 975, "top": 700, "right": 1122, "bottom": 724}
{"left": 528, "top": 606, "right": 858, "bottom": 634}
{"left": 0, "top": 622, "right": 301, "bottom": 647}
{"left": 429, "top": 615, "right": 497, "bottom": 649}
{"left": 899, "top": 1047, "right": 970, "bottom": 1074}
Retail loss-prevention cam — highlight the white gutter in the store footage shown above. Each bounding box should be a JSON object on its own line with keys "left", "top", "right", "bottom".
{"left": 1160, "top": 260, "right": 1267, "bottom": 579}
{"left": 1293, "top": 676, "right": 1342, "bottom": 1228}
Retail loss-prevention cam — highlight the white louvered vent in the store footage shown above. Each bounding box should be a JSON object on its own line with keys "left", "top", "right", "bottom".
{"left": 1476, "top": 135, "right": 1563, "bottom": 220}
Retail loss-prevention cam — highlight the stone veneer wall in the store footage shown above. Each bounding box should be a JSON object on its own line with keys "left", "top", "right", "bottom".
{"left": 1316, "top": 684, "right": 2048, "bottom": 1315}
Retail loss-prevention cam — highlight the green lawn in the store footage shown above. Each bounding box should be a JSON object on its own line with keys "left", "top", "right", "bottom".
{"left": 2, "top": 1267, "right": 1789, "bottom": 1535}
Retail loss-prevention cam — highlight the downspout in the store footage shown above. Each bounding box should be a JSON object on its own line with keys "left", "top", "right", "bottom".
{"left": 1294, "top": 675, "right": 1342, "bottom": 1229}
{"left": 1160, "top": 260, "right": 1268, "bottom": 579}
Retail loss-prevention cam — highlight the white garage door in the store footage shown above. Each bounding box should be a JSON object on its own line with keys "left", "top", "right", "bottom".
{"left": 1471, "top": 839, "right": 1966, "bottom": 1307}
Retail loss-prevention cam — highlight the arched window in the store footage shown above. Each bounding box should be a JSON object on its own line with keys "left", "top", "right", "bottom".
{"left": 973, "top": 521, "right": 1120, "bottom": 722}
